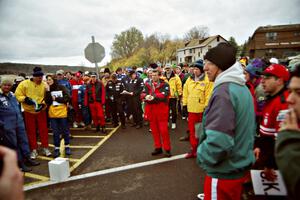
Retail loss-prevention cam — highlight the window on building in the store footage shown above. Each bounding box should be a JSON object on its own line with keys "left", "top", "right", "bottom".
{"left": 265, "top": 49, "right": 276, "bottom": 57}
{"left": 294, "top": 32, "right": 300, "bottom": 37}
{"left": 208, "top": 45, "right": 212, "bottom": 50}
{"left": 200, "top": 48, "right": 202, "bottom": 53}
{"left": 184, "top": 50, "right": 185, "bottom": 55}
{"left": 266, "top": 32, "right": 277, "bottom": 41}
{"left": 189, "top": 49, "right": 192, "bottom": 54}
{"left": 193, "top": 49, "right": 195, "bottom": 53}
{"left": 198, "top": 52, "right": 200, "bottom": 57}
{"left": 217, "top": 36, "right": 220, "bottom": 42}
{"left": 180, "top": 58, "right": 182, "bottom": 62}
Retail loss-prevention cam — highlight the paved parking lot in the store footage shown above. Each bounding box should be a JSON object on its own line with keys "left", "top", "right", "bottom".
{"left": 24, "top": 120, "right": 206, "bottom": 200}
{"left": 24, "top": 125, "right": 119, "bottom": 187}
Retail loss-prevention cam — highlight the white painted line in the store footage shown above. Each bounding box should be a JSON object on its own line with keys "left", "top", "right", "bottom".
{"left": 24, "top": 154, "right": 186, "bottom": 191}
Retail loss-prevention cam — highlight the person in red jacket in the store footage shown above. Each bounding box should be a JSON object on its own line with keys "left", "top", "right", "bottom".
{"left": 141, "top": 69, "right": 171, "bottom": 157}
{"left": 69, "top": 72, "right": 84, "bottom": 128}
{"left": 84, "top": 72, "right": 106, "bottom": 133}
{"left": 254, "top": 64, "right": 290, "bottom": 181}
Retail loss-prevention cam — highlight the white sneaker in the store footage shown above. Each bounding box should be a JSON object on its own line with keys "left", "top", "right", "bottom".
{"left": 73, "top": 122, "right": 78, "bottom": 128}
{"left": 197, "top": 193, "right": 204, "bottom": 200}
{"left": 171, "top": 123, "right": 176, "bottom": 129}
{"left": 30, "top": 149, "right": 38, "bottom": 159}
{"left": 182, "top": 116, "right": 186, "bottom": 120}
{"left": 42, "top": 148, "right": 52, "bottom": 157}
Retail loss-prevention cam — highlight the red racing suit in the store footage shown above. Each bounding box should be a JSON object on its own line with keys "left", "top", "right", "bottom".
{"left": 141, "top": 79, "right": 171, "bottom": 151}
{"left": 256, "top": 88, "right": 289, "bottom": 169}
{"left": 69, "top": 79, "right": 84, "bottom": 123}
{"left": 84, "top": 80, "right": 106, "bottom": 126}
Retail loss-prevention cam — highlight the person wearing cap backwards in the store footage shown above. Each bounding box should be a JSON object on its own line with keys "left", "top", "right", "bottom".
{"left": 84, "top": 72, "right": 106, "bottom": 133}
{"left": 254, "top": 63, "right": 290, "bottom": 182}
{"left": 0, "top": 78, "right": 40, "bottom": 172}
{"left": 78, "top": 71, "right": 92, "bottom": 130}
{"left": 197, "top": 43, "right": 256, "bottom": 200}
{"left": 106, "top": 73, "right": 126, "bottom": 129}
{"left": 56, "top": 69, "right": 72, "bottom": 96}
{"left": 162, "top": 64, "right": 182, "bottom": 130}
{"left": 69, "top": 71, "right": 84, "bottom": 128}
{"left": 15, "top": 67, "right": 52, "bottom": 159}
{"left": 141, "top": 69, "right": 172, "bottom": 157}
{"left": 182, "top": 59, "right": 213, "bottom": 159}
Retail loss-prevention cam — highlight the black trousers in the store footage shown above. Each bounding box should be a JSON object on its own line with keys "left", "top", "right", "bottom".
{"left": 108, "top": 100, "right": 125, "bottom": 125}
{"left": 169, "top": 98, "right": 177, "bottom": 123}
{"left": 127, "top": 96, "right": 143, "bottom": 125}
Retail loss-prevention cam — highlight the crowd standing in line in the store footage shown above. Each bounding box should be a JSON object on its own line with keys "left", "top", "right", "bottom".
{"left": 0, "top": 42, "right": 299, "bottom": 199}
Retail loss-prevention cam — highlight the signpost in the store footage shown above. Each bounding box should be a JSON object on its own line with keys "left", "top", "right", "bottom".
{"left": 84, "top": 36, "right": 105, "bottom": 77}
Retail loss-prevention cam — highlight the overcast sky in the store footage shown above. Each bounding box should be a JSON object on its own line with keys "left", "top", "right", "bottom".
{"left": 0, "top": 0, "right": 299, "bottom": 67}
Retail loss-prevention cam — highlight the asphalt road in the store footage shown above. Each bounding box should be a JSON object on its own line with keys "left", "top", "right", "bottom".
{"left": 25, "top": 119, "right": 206, "bottom": 200}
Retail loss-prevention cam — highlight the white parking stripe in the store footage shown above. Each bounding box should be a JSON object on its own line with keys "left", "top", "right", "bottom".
{"left": 24, "top": 154, "right": 187, "bottom": 191}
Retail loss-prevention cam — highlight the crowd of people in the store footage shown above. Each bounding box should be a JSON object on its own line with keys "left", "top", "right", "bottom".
{"left": 0, "top": 42, "right": 299, "bottom": 199}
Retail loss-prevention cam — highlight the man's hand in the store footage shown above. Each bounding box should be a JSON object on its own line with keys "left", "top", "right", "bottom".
{"left": 145, "top": 95, "right": 154, "bottom": 101}
{"left": 263, "top": 167, "right": 277, "bottom": 182}
{"left": 24, "top": 97, "right": 36, "bottom": 105}
{"left": 0, "top": 146, "right": 24, "bottom": 200}
{"left": 45, "top": 84, "right": 50, "bottom": 92}
{"left": 279, "top": 109, "right": 300, "bottom": 132}
{"left": 253, "top": 147, "right": 260, "bottom": 160}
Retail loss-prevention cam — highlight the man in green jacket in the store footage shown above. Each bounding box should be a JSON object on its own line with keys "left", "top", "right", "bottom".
{"left": 275, "top": 64, "right": 300, "bottom": 199}
{"left": 197, "top": 43, "right": 256, "bottom": 200}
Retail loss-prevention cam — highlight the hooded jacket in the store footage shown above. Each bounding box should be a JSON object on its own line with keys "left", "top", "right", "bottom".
{"left": 15, "top": 79, "right": 47, "bottom": 114}
{"left": 162, "top": 71, "right": 182, "bottom": 98}
{"left": 45, "top": 84, "right": 70, "bottom": 118}
{"left": 197, "top": 62, "right": 256, "bottom": 179}
{"left": 0, "top": 89, "right": 28, "bottom": 150}
{"left": 182, "top": 73, "right": 213, "bottom": 113}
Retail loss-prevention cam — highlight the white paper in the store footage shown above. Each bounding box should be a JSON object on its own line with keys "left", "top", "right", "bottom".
{"left": 72, "top": 85, "right": 81, "bottom": 90}
{"left": 51, "top": 91, "right": 63, "bottom": 106}
{"left": 251, "top": 170, "right": 287, "bottom": 196}
{"left": 121, "top": 90, "right": 131, "bottom": 95}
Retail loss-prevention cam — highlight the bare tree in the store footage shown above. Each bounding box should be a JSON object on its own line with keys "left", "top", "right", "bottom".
{"left": 184, "top": 26, "right": 209, "bottom": 41}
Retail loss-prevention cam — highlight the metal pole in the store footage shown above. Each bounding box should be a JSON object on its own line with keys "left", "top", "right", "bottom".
{"left": 91, "top": 36, "right": 99, "bottom": 78}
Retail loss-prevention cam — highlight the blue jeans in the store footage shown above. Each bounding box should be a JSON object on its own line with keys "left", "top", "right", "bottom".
{"left": 50, "top": 118, "right": 70, "bottom": 147}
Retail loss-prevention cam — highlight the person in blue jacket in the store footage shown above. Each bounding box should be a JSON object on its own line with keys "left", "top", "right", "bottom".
{"left": 0, "top": 78, "right": 40, "bottom": 172}
{"left": 56, "top": 69, "right": 72, "bottom": 96}
{"left": 78, "top": 71, "right": 92, "bottom": 129}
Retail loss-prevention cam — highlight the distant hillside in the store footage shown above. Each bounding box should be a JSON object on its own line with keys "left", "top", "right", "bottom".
{"left": 0, "top": 62, "right": 97, "bottom": 75}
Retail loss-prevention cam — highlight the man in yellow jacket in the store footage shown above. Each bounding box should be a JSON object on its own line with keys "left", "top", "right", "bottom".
{"left": 15, "top": 67, "right": 51, "bottom": 159}
{"left": 182, "top": 60, "right": 213, "bottom": 158}
{"left": 162, "top": 64, "right": 182, "bottom": 129}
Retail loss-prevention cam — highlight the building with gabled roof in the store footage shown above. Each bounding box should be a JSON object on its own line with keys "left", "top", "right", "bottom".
{"left": 176, "top": 35, "right": 227, "bottom": 64}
